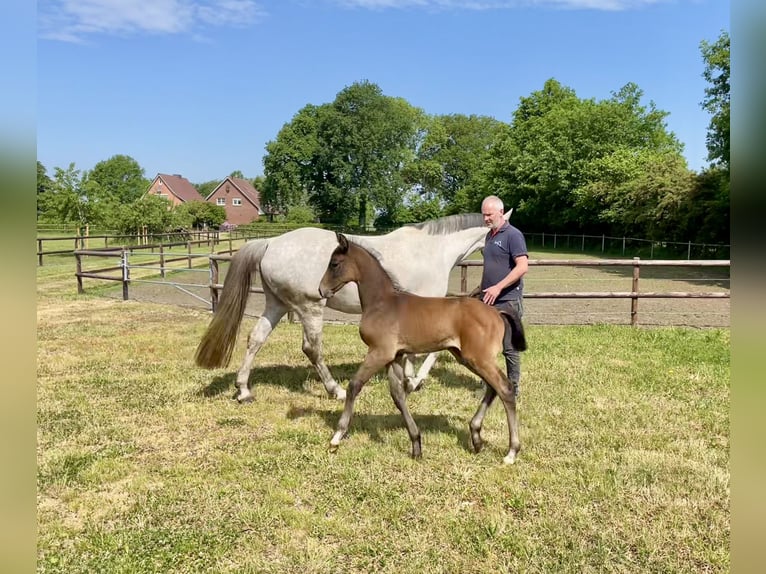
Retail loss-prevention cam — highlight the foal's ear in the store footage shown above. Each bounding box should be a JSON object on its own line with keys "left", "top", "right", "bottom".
{"left": 336, "top": 232, "right": 350, "bottom": 253}
{"left": 503, "top": 208, "right": 513, "bottom": 221}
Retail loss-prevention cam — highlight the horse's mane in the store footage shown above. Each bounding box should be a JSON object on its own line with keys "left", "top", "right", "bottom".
{"left": 347, "top": 238, "right": 407, "bottom": 292}
{"left": 406, "top": 213, "right": 484, "bottom": 235}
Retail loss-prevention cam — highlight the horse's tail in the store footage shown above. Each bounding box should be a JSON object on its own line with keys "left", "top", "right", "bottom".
{"left": 499, "top": 308, "right": 527, "bottom": 352}
{"left": 194, "top": 239, "right": 270, "bottom": 368}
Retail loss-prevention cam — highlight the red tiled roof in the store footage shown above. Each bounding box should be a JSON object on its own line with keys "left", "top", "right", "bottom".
{"left": 157, "top": 174, "right": 205, "bottom": 202}
{"left": 206, "top": 176, "right": 261, "bottom": 211}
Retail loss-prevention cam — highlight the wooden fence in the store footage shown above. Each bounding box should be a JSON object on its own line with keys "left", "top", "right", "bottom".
{"left": 73, "top": 247, "right": 729, "bottom": 326}
{"left": 38, "top": 230, "right": 220, "bottom": 266}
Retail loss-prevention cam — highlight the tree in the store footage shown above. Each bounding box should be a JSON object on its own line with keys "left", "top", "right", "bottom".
{"left": 195, "top": 179, "right": 220, "bottom": 199}
{"left": 700, "top": 31, "right": 730, "bottom": 170}
{"left": 86, "top": 154, "right": 150, "bottom": 204}
{"left": 175, "top": 200, "right": 227, "bottom": 229}
{"left": 37, "top": 161, "right": 53, "bottom": 219}
{"left": 481, "top": 79, "right": 685, "bottom": 232}
{"left": 36, "top": 163, "right": 93, "bottom": 226}
{"left": 262, "top": 81, "right": 424, "bottom": 227}
{"left": 406, "top": 114, "right": 505, "bottom": 217}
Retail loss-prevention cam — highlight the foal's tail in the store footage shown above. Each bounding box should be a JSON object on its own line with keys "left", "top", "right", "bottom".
{"left": 499, "top": 308, "right": 527, "bottom": 352}
{"left": 194, "top": 239, "right": 270, "bottom": 368}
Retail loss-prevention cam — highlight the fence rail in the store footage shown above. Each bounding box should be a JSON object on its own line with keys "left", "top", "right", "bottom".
{"left": 73, "top": 246, "right": 730, "bottom": 327}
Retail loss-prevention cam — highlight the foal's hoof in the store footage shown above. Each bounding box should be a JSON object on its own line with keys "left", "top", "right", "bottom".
{"left": 236, "top": 394, "right": 254, "bottom": 404}
{"left": 332, "top": 388, "right": 347, "bottom": 401}
{"left": 328, "top": 443, "right": 339, "bottom": 454}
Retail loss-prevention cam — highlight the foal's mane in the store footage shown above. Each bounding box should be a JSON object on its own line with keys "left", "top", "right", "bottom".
{"left": 406, "top": 213, "right": 485, "bottom": 235}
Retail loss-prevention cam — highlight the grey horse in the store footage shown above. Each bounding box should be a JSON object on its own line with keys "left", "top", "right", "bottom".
{"left": 195, "top": 211, "right": 511, "bottom": 403}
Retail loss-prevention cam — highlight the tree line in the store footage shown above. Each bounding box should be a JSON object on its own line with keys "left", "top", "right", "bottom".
{"left": 38, "top": 31, "right": 729, "bottom": 246}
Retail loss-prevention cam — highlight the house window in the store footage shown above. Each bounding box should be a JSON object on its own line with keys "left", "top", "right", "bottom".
{"left": 232, "top": 198, "right": 242, "bottom": 206}
{"left": 216, "top": 198, "right": 226, "bottom": 206}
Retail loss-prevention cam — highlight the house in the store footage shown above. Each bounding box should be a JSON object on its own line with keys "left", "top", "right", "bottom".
{"left": 205, "top": 176, "right": 262, "bottom": 225}
{"left": 145, "top": 173, "right": 205, "bottom": 206}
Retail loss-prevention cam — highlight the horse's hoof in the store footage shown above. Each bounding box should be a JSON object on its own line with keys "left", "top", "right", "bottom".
{"left": 503, "top": 452, "right": 517, "bottom": 465}
{"left": 333, "top": 389, "right": 347, "bottom": 401}
{"left": 471, "top": 438, "right": 484, "bottom": 453}
{"left": 328, "top": 443, "right": 339, "bottom": 454}
{"left": 237, "top": 394, "right": 254, "bottom": 404}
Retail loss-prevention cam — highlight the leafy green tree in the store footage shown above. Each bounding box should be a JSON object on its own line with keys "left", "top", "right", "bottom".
{"left": 482, "top": 79, "right": 684, "bottom": 232}
{"left": 195, "top": 179, "right": 220, "bottom": 199}
{"left": 576, "top": 149, "right": 695, "bottom": 239}
{"left": 175, "top": 200, "right": 227, "bottom": 228}
{"left": 37, "top": 163, "right": 93, "bottom": 226}
{"left": 86, "top": 154, "right": 150, "bottom": 204}
{"left": 262, "top": 104, "right": 322, "bottom": 216}
{"left": 700, "top": 31, "right": 730, "bottom": 170}
{"left": 110, "top": 194, "right": 178, "bottom": 235}
{"left": 37, "top": 161, "right": 53, "bottom": 219}
{"left": 406, "top": 114, "right": 505, "bottom": 216}
{"left": 263, "top": 81, "right": 424, "bottom": 227}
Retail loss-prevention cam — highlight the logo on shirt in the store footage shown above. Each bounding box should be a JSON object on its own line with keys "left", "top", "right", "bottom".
{"left": 493, "top": 240, "right": 503, "bottom": 247}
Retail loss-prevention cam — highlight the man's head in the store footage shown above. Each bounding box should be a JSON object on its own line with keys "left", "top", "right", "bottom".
{"left": 481, "top": 195, "right": 505, "bottom": 231}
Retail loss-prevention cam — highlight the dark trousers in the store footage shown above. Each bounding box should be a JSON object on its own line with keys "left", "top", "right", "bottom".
{"left": 494, "top": 298, "right": 524, "bottom": 384}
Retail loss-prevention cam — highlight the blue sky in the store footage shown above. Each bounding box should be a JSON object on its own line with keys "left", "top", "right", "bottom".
{"left": 37, "top": 0, "right": 729, "bottom": 184}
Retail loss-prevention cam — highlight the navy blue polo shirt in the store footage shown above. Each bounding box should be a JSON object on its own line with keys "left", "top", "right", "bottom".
{"left": 480, "top": 223, "right": 528, "bottom": 302}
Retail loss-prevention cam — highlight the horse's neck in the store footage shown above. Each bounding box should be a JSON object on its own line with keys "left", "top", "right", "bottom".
{"left": 365, "top": 227, "right": 485, "bottom": 264}
{"left": 353, "top": 246, "right": 397, "bottom": 308}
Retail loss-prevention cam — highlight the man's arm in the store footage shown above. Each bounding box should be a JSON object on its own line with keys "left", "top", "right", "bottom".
{"left": 482, "top": 255, "right": 528, "bottom": 305}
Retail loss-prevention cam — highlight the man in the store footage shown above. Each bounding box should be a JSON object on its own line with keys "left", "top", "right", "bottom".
{"left": 479, "top": 195, "right": 528, "bottom": 398}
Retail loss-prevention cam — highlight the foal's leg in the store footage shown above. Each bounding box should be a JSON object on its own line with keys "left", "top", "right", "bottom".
{"left": 469, "top": 384, "right": 497, "bottom": 454}
{"left": 235, "top": 295, "right": 287, "bottom": 403}
{"left": 298, "top": 304, "right": 346, "bottom": 400}
{"left": 330, "top": 352, "right": 390, "bottom": 450}
{"left": 484, "top": 368, "right": 520, "bottom": 465}
{"left": 387, "top": 359, "right": 422, "bottom": 458}
{"left": 463, "top": 357, "right": 520, "bottom": 464}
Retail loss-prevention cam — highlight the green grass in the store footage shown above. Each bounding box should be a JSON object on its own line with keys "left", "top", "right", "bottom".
{"left": 37, "top": 262, "right": 729, "bottom": 573}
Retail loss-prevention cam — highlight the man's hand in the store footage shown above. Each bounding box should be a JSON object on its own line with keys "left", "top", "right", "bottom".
{"left": 482, "top": 285, "right": 502, "bottom": 305}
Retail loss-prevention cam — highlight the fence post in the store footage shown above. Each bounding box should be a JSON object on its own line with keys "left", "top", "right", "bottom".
{"left": 38, "top": 238, "right": 43, "bottom": 266}
{"left": 210, "top": 257, "right": 219, "bottom": 312}
{"left": 187, "top": 241, "right": 192, "bottom": 269}
{"left": 159, "top": 243, "right": 166, "bottom": 278}
{"left": 581, "top": 234, "right": 585, "bottom": 252}
{"left": 542, "top": 232, "right": 545, "bottom": 248}
{"left": 687, "top": 241, "right": 692, "bottom": 260}
{"left": 122, "top": 249, "right": 130, "bottom": 301}
{"left": 76, "top": 252, "right": 84, "bottom": 294}
{"left": 460, "top": 264, "right": 467, "bottom": 294}
{"left": 554, "top": 233, "right": 557, "bottom": 249}
{"left": 631, "top": 257, "right": 640, "bottom": 326}
{"left": 228, "top": 235, "right": 233, "bottom": 254}
{"left": 602, "top": 234, "right": 605, "bottom": 252}
{"left": 622, "top": 237, "right": 626, "bottom": 255}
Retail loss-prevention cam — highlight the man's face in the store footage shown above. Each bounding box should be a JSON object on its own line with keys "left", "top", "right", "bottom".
{"left": 482, "top": 202, "right": 504, "bottom": 230}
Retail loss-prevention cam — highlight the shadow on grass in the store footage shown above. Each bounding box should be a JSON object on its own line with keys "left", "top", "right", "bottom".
{"left": 197, "top": 362, "right": 364, "bottom": 399}
{"left": 285, "top": 404, "right": 474, "bottom": 453}
{"left": 198, "top": 357, "right": 483, "bottom": 399}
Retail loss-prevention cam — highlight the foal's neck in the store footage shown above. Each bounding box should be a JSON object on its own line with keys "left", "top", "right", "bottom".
{"left": 353, "top": 245, "right": 397, "bottom": 308}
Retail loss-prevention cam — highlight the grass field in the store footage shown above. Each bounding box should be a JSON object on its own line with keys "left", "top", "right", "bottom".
{"left": 37, "top": 256, "right": 730, "bottom": 573}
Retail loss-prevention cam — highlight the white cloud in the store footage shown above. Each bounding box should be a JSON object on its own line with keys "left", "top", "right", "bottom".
{"left": 38, "top": 0, "right": 265, "bottom": 42}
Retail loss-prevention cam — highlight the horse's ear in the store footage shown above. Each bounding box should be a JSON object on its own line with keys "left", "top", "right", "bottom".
{"left": 503, "top": 208, "right": 513, "bottom": 221}
{"left": 336, "top": 232, "right": 349, "bottom": 253}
